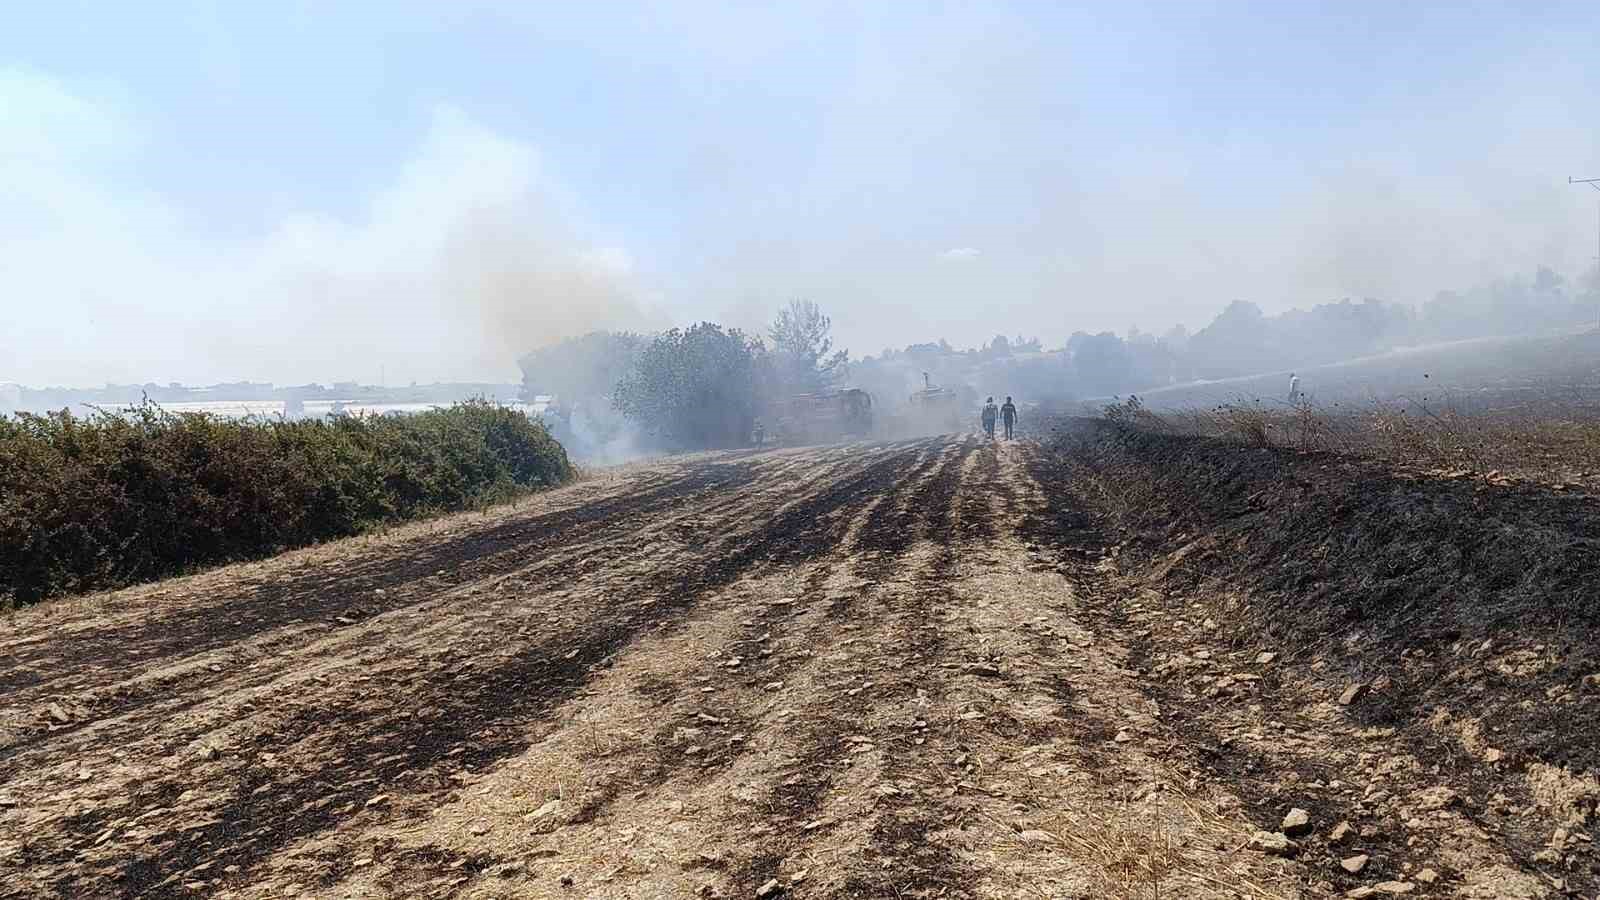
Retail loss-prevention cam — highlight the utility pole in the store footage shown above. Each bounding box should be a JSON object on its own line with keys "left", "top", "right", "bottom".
{"left": 1572, "top": 176, "right": 1600, "bottom": 330}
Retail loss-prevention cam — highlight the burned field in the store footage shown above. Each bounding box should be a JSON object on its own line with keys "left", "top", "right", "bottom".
{"left": 1043, "top": 416, "right": 1600, "bottom": 897}
{"left": 3, "top": 429, "right": 1597, "bottom": 898}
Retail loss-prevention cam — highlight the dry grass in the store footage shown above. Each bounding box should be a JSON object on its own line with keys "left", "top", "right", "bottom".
{"left": 1035, "top": 802, "right": 1290, "bottom": 900}
{"left": 1106, "top": 393, "right": 1600, "bottom": 483}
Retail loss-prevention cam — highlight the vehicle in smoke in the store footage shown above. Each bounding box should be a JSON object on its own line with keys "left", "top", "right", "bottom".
{"left": 770, "top": 388, "right": 874, "bottom": 445}
{"left": 903, "top": 372, "right": 967, "bottom": 434}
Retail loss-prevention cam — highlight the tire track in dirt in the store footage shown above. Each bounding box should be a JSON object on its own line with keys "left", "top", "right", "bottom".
{"left": 0, "top": 467, "right": 747, "bottom": 697}
{"left": 615, "top": 438, "right": 984, "bottom": 898}
{"left": 0, "top": 452, "right": 849, "bottom": 766}
{"left": 2, "top": 443, "right": 945, "bottom": 899}
{"left": 546, "top": 442, "right": 950, "bottom": 833}
{"left": 297, "top": 445, "right": 959, "bottom": 899}
{"left": 330, "top": 439, "right": 977, "bottom": 900}
{"left": 4, "top": 436, "right": 1330, "bottom": 900}
{"left": 823, "top": 439, "right": 994, "bottom": 899}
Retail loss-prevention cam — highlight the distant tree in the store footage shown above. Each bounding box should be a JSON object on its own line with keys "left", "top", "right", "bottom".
{"left": 767, "top": 300, "right": 849, "bottom": 394}
{"left": 1534, "top": 265, "right": 1564, "bottom": 295}
{"left": 1067, "top": 331, "right": 1135, "bottom": 396}
{"left": 613, "top": 323, "right": 768, "bottom": 449}
{"left": 517, "top": 331, "right": 645, "bottom": 404}
{"left": 988, "top": 334, "right": 1012, "bottom": 356}
{"left": 1185, "top": 300, "right": 1271, "bottom": 378}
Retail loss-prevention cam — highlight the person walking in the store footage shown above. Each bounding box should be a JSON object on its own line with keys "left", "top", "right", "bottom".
{"left": 1288, "top": 373, "right": 1302, "bottom": 404}
{"left": 1000, "top": 396, "right": 1018, "bottom": 439}
{"left": 980, "top": 397, "right": 998, "bottom": 439}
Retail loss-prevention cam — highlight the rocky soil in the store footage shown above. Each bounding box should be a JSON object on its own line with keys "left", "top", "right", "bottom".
{"left": 2, "top": 433, "right": 1587, "bottom": 898}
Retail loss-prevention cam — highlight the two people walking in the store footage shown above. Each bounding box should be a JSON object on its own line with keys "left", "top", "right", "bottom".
{"left": 981, "top": 396, "right": 1018, "bottom": 440}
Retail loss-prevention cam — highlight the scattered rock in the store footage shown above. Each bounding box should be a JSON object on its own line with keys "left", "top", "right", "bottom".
{"left": 527, "top": 798, "right": 562, "bottom": 820}
{"left": 1113, "top": 729, "right": 1134, "bottom": 744}
{"left": 1339, "top": 683, "right": 1368, "bottom": 706}
{"left": 1329, "top": 821, "right": 1354, "bottom": 844}
{"left": 1414, "top": 787, "right": 1458, "bottom": 811}
{"left": 468, "top": 821, "right": 491, "bottom": 836}
{"left": 1255, "top": 651, "right": 1278, "bottom": 665}
{"left": 1248, "top": 831, "right": 1296, "bottom": 855}
{"left": 764, "top": 681, "right": 784, "bottom": 691}
{"left": 1484, "top": 748, "right": 1503, "bottom": 764}
{"left": 45, "top": 703, "right": 72, "bottom": 724}
{"left": 365, "top": 794, "right": 389, "bottom": 808}
{"left": 1341, "top": 854, "right": 1370, "bottom": 874}
{"left": 964, "top": 663, "right": 1002, "bottom": 677}
{"left": 1018, "top": 829, "right": 1057, "bottom": 844}
{"left": 1374, "top": 882, "right": 1415, "bottom": 894}
{"left": 756, "top": 877, "right": 782, "bottom": 897}
{"left": 1281, "top": 808, "right": 1312, "bottom": 837}
{"left": 1415, "top": 868, "right": 1438, "bottom": 884}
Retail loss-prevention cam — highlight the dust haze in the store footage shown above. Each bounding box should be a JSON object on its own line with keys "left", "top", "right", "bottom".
{"left": 2, "top": 4, "right": 1598, "bottom": 389}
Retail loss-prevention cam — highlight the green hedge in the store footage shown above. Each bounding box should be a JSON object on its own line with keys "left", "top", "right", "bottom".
{"left": 0, "top": 399, "right": 574, "bottom": 606}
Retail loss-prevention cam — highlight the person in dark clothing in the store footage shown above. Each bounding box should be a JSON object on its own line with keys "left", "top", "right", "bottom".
{"left": 1000, "top": 396, "right": 1018, "bottom": 439}
{"left": 980, "top": 397, "right": 998, "bottom": 439}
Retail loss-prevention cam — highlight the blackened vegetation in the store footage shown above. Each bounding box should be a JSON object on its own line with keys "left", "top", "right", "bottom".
{"left": 1041, "top": 419, "right": 1600, "bottom": 890}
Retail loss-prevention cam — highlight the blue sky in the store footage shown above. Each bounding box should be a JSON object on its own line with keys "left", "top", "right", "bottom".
{"left": 4, "top": 1, "right": 1598, "bottom": 385}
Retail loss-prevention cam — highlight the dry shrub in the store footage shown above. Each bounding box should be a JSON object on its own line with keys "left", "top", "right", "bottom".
{"left": 1121, "top": 394, "right": 1600, "bottom": 483}
{"left": 0, "top": 399, "right": 574, "bottom": 606}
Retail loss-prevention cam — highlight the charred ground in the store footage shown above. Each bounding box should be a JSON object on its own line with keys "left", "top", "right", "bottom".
{"left": 2, "top": 426, "right": 1595, "bottom": 899}
{"left": 1042, "top": 415, "right": 1600, "bottom": 896}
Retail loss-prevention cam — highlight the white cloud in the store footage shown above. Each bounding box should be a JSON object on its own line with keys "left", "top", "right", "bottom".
{"left": 939, "top": 247, "right": 981, "bottom": 262}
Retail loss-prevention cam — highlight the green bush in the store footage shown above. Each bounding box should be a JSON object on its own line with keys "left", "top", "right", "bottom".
{"left": 0, "top": 399, "right": 573, "bottom": 606}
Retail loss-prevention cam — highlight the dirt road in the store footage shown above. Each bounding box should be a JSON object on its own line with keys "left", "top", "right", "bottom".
{"left": 0, "top": 437, "right": 1404, "bottom": 898}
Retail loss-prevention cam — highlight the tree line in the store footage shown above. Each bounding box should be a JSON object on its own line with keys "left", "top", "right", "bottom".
{"left": 523, "top": 264, "right": 1600, "bottom": 451}
{"left": 519, "top": 301, "right": 848, "bottom": 453}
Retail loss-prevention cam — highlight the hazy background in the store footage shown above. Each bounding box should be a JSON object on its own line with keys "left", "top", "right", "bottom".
{"left": 4, "top": 1, "right": 1598, "bottom": 387}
